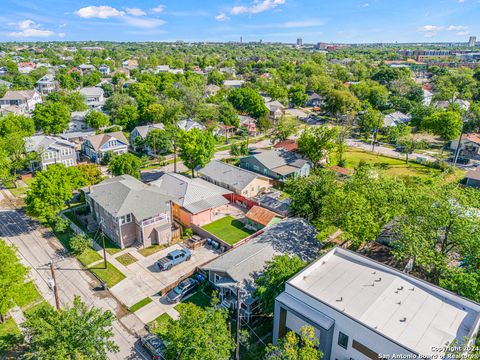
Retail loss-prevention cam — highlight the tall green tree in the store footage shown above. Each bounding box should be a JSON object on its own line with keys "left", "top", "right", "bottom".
{"left": 254, "top": 255, "right": 307, "bottom": 314}
{"left": 22, "top": 296, "right": 118, "bottom": 359}
{"left": 228, "top": 88, "right": 269, "bottom": 119}
{"left": 177, "top": 129, "right": 215, "bottom": 177}
{"left": 288, "top": 84, "right": 308, "bottom": 108}
{"left": 32, "top": 102, "right": 71, "bottom": 135}
{"left": 422, "top": 111, "right": 462, "bottom": 148}
{"left": 108, "top": 153, "right": 142, "bottom": 179}
{"left": 0, "top": 240, "right": 28, "bottom": 323}
{"left": 25, "top": 164, "right": 77, "bottom": 222}
{"left": 298, "top": 125, "right": 338, "bottom": 168}
{"left": 145, "top": 129, "right": 173, "bottom": 155}
{"left": 264, "top": 326, "right": 323, "bottom": 360}
{"left": 164, "top": 302, "right": 235, "bottom": 360}
{"left": 270, "top": 116, "right": 298, "bottom": 144}
{"left": 85, "top": 111, "right": 110, "bottom": 129}
{"left": 0, "top": 113, "right": 35, "bottom": 137}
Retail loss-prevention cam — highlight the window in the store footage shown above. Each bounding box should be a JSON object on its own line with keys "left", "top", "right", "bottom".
{"left": 352, "top": 340, "right": 378, "bottom": 360}
{"left": 338, "top": 332, "right": 349, "bottom": 349}
{"left": 120, "top": 214, "right": 132, "bottom": 225}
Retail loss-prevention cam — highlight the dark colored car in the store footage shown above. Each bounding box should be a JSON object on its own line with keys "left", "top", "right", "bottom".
{"left": 140, "top": 334, "right": 166, "bottom": 360}
{"left": 166, "top": 278, "right": 199, "bottom": 303}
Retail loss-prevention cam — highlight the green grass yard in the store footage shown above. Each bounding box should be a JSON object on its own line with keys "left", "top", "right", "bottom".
{"left": 129, "top": 297, "right": 153, "bottom": 312}
{"left": 202, "top": 216, "right": 254, "bottom": 245}
{"left": 115, "top": 253, "right": 138, "bottom": 266}
{"left": 54, "top": 229, "right": 102, "bottom": 267}
{"left": 88, "top": 261, "right": 126, "bottom": 288}
{"left": 13, "top": 281, "right": 42, "bottom": 309}
{"left": 342, "top": 148, "right": 440, "bottom": 178}
{"left": 174, "top": 290, "right": 212, "bottom": 310}
{"left": 138, "top": 244, "right": 166, "bottom": 257}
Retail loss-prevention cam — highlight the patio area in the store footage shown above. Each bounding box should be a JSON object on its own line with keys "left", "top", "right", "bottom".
{"left": 211, "top": 203, "right": 246, "bottom": 222}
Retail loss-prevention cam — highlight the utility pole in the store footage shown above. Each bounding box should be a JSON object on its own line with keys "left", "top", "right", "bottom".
{"left": 453, "top": 122, "right": 465, "bottom": 167}
{"left": 101, "top": 225, "right": 107, "bottom": 269}
{"left": 49, "top": 262, "right": 60, "bottom": 311}
{"left": 235, "top": 286, "right": 241, "bottom": 360}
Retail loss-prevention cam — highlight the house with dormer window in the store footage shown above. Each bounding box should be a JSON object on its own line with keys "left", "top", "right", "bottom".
{"left": 81, "top": 131, "right": 129, "bottom": 163}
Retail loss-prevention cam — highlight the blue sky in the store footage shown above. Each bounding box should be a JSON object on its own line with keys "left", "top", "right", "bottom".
{"left": 0, "top": 0, "right": 479, "bottom": 43}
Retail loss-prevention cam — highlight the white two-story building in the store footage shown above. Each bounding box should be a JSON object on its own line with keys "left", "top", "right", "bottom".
{"left": 273, "top": 247, "right": 480, "bottom": 360}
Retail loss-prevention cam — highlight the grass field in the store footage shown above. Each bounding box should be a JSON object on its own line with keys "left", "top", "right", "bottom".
{"left": 13, "top": 281, "right": 42, "bottom": 309}
{"left": 54, "top": 229, "right": 102, "bottom": 267}
{"left": 115, "top": 253, "right": 138, "bottom": 266}
{"left": 202, "top": 216, "right": 254, "bottom": 245}
{"left": 88, "top": 261, "right": 126, "bottom": 288}
{"left": 129, "top": 297, "right": 153, "bottom": 312}
{"left": 343, "top": 148, "right": 440, "bottom": 178}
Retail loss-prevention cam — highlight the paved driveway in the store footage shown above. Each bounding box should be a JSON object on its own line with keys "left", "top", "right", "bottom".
{"left": 0, "top": 207, "right": 150, "bottom": 360}
{"left": 109, "top": 243, "right": 219, "bottom": 309}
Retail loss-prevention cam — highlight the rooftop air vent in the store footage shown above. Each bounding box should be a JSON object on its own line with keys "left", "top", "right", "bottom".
{"left": 336, "top": 297, "right": 343, "bottom": 302}
{"left": 400, "top": 317, "right": 406, "bottom": 322}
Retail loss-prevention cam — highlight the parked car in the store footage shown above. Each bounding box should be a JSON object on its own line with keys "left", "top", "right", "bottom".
{"left": 140, "top": 334, "right": 166, "bottom": 360}
{"left": 157, "top": 249, "right": 191, "bottom": 271}
{"left": 165, "top": 278, "right": 199, "bottom": 303}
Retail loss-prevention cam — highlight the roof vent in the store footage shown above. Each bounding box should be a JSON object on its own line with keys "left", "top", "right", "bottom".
{"left": 397, "top": 286, "right": 404, "bottom": 291}
{"left": 410, "top": 287, "right": 415, "bottom": 291}
{"left": 336, "top": 297, "right": 343, "bottom": 302}
{"left": 400, "top": 317, "right": 407, "bottom": 322}
{"left": 394, "top": 290, "right": 398, "bottom": 294}
{"left": 372, "top": 271, "right": 376, "bottom": 274}
{"left": 374, "top": 277, "right": 382, "bottom": 282}
{"left": 397, "top": 301, "right": 401, "bottom": 305}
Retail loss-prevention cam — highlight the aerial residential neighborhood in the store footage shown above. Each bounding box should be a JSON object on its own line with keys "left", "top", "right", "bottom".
{"left": 0, "top": 1, "right": 480, "bottom": 360}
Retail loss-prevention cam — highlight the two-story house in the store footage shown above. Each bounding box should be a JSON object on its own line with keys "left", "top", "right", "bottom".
{"left": 25, "top": 135, "right": 77, "bottom": 170}
{"left": 36, "top": 73, "right": 58, "bottom": 95}
{"left": 82, "top": 131, "right": 129, "bottom": 163}
{"left": 130, "top": 123, "right": 165, "bottom": 155}
{"left": 201, "top": 218, "right": 321, "bottom": 322}
{"left": 0, "top": 90, "right": 42, "bottom": 112}
{"left": 79, "top": 87, "right": 105, "bottom": 109}
{"left": 239, "top": 149, "right": 311, "bottom": 181}
{"left": 450, "top": 133, "right": 480, "bottom": 160}
{"left": 84, "top": 175, "right": 173, "bottom": 248}
{"left": 98, "top": 64, "right": 110, "bottom": 76}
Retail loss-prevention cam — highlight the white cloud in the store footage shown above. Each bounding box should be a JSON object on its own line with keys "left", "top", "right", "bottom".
{"left": 125, "top": 8, "right": 146, "bottom": 16}
{"left": 123, "top": 16, "right": 165, "bottom": 28}
{"left": 230, "top": 0, "right": 286, "bottom": 15}
{"left": 151, "top": 5, "right": 166, "bottom": 14}
{"left": 456, "top": 31, "right": 470, "bottom": 36}
{"left": 76, "top": 5, "right": 124, "bottom": 19}
{"left": 7, "top": 19, "right": 60, "bottom": 38}
{"left": 215, "top": 13, "right": 229, "bottom": 21}
{"left": 423, "top": 32, "right": 437, "bottom": 38}
{"left": 419, "top": 24, "right": 468, "bottom": 33}
{"left": 447, "top": 25, "right": 467, "bottom": 30}
{"left": 419, "top": 25, "right": 442, "bottom": 31}
{"left": 362, "top": 3, "right": 370, "bottom": 7}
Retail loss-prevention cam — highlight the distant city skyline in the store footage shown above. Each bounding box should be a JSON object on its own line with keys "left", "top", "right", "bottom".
{"left": 0, "top": 0, "right": 479, "bottom": 43}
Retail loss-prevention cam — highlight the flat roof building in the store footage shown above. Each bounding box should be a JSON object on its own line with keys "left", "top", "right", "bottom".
{"left": 273, "top": 247, "right": 480, "bottom": 360}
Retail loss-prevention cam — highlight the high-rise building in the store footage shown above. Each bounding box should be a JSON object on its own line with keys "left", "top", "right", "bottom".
{"left": 296, "top": 38, "right": 303, "bottom": 47}
{"left": 469, "top": 36, "right": 476, "bottom": 47}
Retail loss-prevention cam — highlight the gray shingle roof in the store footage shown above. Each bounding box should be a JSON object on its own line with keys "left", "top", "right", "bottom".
{"left": 86, "top": 175, "right": 171, "bottom": 221}
{"left": 202, "top": 218, "right": 321, "bottom": 302}
{"left": 383, "top": 111, "right": 411, "bottom": 127}
{"left": 132, "top": 123, "right": 165, "bottom": 139}
{"left": 151, "top": 173, "right": 232, "bottom": 214}
{"left": 248, "top": 148, "right": 308, "bottom": 171}
{"left": 25, "top": 135, "right": 75, "bottom": 153}
{"left": 199, "top": 160, "right": 266, "bottom": 192}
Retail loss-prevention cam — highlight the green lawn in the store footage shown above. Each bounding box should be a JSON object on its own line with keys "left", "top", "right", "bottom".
{"left": 88, "top": 261, "right": 126, "bottom": 288}
{"left": 115, "top": 253, "right": 138, "bottom": 266}
{"left": 54, "top": 229, "right": 102, "bottom": 267}
{"left": 13, "top": 281, "right": 42, "bottom": 308}
{"left": 342, "top": 148, "right": 440, "bottom": 178}
{"left": 0, "top": 318, "right": 21, "bottom": 354}
{"left": 202, "top": 216, "right": 254, "bottom": 245}
{"left": 23, "top": 301, "right": 52, "bottom": 319}
{"left": 174, "top": 290, "right": 212, "bottom": 310}
{"left": 96, "top": 234, "right": 122, "bottom": 255}
{"left": 138, "top": 244, "right": 166, "bottom": 257}
{"left": 149, "top": 313, "right": 172, "bottom": 338}
{"left": 129, "top": 297, "right": 153, "bottom": 312}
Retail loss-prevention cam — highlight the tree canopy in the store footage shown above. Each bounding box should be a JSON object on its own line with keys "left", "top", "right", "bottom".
{"left": 177, "top": 129, "right": 215, "bottom": 177}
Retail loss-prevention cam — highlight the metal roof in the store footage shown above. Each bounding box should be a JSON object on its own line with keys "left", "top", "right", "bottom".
{"left": 151, "top": 173, "right": 231, "bottom": 214}
{"left": 287, "top": 247, "right": 480, "bottom": 357}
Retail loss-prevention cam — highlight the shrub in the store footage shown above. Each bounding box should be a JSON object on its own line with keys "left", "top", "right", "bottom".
{"left": 52, "top": 216, "right": 69, "bottom": 233}
{"left": 70, "top": 234, "right": 93, "bottom": 254}
{"left": 184, "top": 228, "right": 193, "bottom": 238}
